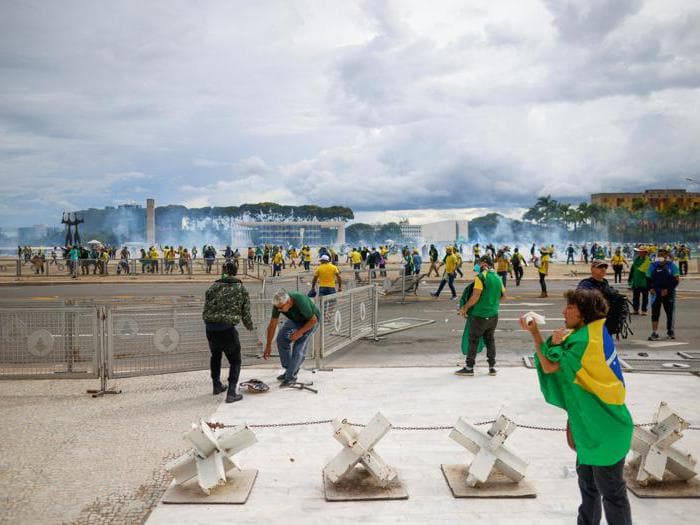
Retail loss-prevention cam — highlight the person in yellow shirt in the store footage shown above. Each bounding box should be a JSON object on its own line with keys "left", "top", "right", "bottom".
{"left": 430, "top": 246, "right": 458, "bottom": 299}
{"left": 495, "top": 250, "right": 511, "bottom": 287}
{"left": 165, "top": 246, "right": 176, "bottom": 274}
{"left": 302, "top": 246, "right": 312, "bottom": 271}
{"left": 350, "top": 247, "right": 362, "bottom": 282}
{"left": 454, "top": 246, "right": 464, "bottom": 278}
{"left": 610, "top": 248, "right": 628, "bottom": 284}
{"left": 149, "top": 246, "right": 159, "bottom": 274}
{"left": 272, "top": 250, "right": 284, "bottom": 276}
{"left": 538, "top": 247, "right": 551, "bottom": 298}
{"left": 288, "top": 247, "right": 298, "bottom": 268}
{"left": 310, "top": 255, "right": 342, "bottom": 296}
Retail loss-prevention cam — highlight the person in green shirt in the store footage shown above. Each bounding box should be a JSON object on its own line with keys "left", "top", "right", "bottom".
{"left": 521, "top": 288, "right": 632, "bottom": 525}
{"left": 264, "top": 290, "right": 320, "bottom": 385}
{"left": 455, "top": 256, "right": 505, "bottom": 376}
{"left": 628, "top": 245, "right": 651, "bottom": 315}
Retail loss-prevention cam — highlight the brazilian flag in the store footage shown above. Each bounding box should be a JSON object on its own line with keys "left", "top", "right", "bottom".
{"left": 459, "top": 279, "right": 485, "bottom": 355}
{"left": 535, "top": 319, "right": 633, "bottom": 466}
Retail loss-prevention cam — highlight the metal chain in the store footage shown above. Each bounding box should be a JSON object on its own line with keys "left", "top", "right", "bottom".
{"left": 207, "top": 419, "right": 700, "bottom": 432}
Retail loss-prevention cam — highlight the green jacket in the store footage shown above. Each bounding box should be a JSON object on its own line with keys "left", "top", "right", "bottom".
{"left": 628, "top": 256, "right": 650, "bottom": 289}
{"left": 469, "top": 270, "right": 504, "bottom": 318}
{"left": 203, "top": 276, "right": 254, "bottom": 330}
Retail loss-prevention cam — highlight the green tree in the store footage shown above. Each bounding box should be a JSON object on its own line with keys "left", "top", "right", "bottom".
{"left": 346, "top": 223, "right": 376, "bottom": 245}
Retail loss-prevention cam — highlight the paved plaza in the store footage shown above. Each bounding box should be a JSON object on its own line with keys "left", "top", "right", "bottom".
{"left": 1, "top": 276, "right": 700, "bottom": 524}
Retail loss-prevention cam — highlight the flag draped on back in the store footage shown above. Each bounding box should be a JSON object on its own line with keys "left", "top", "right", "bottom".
{"left": 535, "top": 319, "right": 633, "bottom": 466}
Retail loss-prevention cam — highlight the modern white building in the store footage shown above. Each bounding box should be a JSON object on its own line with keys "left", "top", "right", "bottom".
{"left": 400, "top": 220, "right": 469, "bottom": 244}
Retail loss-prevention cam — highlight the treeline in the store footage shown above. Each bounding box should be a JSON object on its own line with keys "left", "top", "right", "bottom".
{"left": 520, "top": 196, "right": 700, "bottom": 242}
{"left": 345, "top": 222, "right": 403, "bottom": 245}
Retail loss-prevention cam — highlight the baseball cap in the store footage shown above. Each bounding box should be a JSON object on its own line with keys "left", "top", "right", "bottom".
{"left": 591, "top": 260, "right": 608, "bottom": 268}
{"left": 320, "top": 254, "right": 330, "bottom": 261}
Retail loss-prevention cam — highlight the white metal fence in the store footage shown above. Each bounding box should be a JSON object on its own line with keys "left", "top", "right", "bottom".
{"left": 317, "top": 285, "right": 378, "bottom": 366}
{"left": 0, "top": 306, "right": 100, "bottom": 379}
{"left": 0, "top": 286, "right": 379, "bottom": 389}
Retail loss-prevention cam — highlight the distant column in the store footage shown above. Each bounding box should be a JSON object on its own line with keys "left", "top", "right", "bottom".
{"left": 146, "top": 198, "right": 155, "bottom": 245}
{"left": 337, "top": 223, "right": 345, "bottom": 245}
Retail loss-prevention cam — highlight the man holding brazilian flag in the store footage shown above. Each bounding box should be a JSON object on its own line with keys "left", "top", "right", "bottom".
{"left": 521, "top": 288, "right": 633, "bottom": 525}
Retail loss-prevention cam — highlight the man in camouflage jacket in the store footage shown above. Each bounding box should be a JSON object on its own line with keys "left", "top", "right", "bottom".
{"left": 203, "top": 262, "right": 254, "bottom": 403}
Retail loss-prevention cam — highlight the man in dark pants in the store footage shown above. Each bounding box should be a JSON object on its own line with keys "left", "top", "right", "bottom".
{"left": 628, "top": 245, "right": 650, "bottom": 315}
{"left": 647, "top": 247, "right": 680, "bottom": 340}
{"left": 202, "top": 262, "right": 254, "bottom": 403}
{"left": 455, "top": 256, "right": 505, "bottom": 376}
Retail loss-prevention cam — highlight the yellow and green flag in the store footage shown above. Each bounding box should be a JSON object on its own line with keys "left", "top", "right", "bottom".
{"left": 535, "top": 319, "right": 633, "bottom": 466}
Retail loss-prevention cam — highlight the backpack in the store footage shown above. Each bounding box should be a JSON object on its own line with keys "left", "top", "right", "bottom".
{"left": 459, "top": 273, "right": 486, "bottom": 309}
{"left": 601, "top": 285, "right": 632, "bottom": 339}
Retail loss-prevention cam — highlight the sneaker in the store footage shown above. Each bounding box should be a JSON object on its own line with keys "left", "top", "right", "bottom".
{"left": 648, "top": 332, "right": 659, "bottom": 341}
{"left": 455, "top": 367, "right": 474, "bottom": 376}
{"left": 430, "top": 292, "right": 439, "bottom": 298}
{"left": 667, "top": 332, "right": 675, "bottom": 340}
{"left": 280, "top": 379, "right": 295, "bottom": 387}
{"left": 276, "top": 373, "right": 286, "bottom": 381}
{"left": 488, "top": 367, "right": 497, "bottom": 376}
{"left": 641, "top": 311, "right": 647, "bottom": 316}
{"left": 450, "top": 295, "right": 458, "bottom": 301}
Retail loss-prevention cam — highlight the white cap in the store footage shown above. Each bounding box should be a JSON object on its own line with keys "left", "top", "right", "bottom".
{"left": 320, "top": 255, "right": 330, "bottom": 261}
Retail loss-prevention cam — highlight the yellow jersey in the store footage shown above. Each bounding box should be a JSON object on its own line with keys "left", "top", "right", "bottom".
{"left": 351, "top": 251, "right": 362, "bottom": 264}
{"left": 444, "top": 254, "right": 457, "bottom": 273}
{"left": 538, "top": 254, "right": 549, "bottom": 275}
{"left": 273, "top": 253, "right": 283, "bottom": 264}
{"left": 611, "top": 254, "right": 625, "bottom": 265}
{"left": 314, "top": 263, "right": 340, "bottom": 288}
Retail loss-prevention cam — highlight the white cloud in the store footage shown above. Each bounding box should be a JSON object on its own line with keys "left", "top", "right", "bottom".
{"left": 0, "top": 0, "right": 699, "bottom": 227}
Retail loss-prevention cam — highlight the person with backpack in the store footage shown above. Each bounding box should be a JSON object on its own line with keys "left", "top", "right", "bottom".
{"left": 577, "top": 260, "right": 631, "bottom": 340}
{"left": 646, "top": 247, "right": 680, "bottom": 340}
{"left": 455, "top": 256, "right": 505, "bottom": 376}
{"left": 511, "top": 247, "right": 527, "bottom": 286}
{"left": 427, "top": 244, "right": 440, "bottom": 277}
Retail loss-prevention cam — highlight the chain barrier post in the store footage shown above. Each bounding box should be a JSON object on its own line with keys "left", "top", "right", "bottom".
{"left": 317, "top": 294, "right": 325, "bottom": 370}
{"left": 373, "top": 286, "right": 379, "bottom": 340}
{"left": 87, "top": 305, "right": 121, "bottom": 397}
{"left": 401, "top": 271, "right": 406, "bottom": 304}
{"left": 349, "top": 292, "right": 354, "bottom": 339}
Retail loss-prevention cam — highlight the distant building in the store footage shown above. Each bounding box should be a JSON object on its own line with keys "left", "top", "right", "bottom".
{"left": 399, "top": 220, "right": 422, "bottom": 242}
{"left": 17, "top": 224, "right": 50, "bottom": 244}
{"left": 399, "top": 220, "right": 469, "bottom": 244}
{"left": 232, "top": 221, "right": 345, "bottom": 247}
{"left": 591, "top": 189, "right": 700, "bottom": 212}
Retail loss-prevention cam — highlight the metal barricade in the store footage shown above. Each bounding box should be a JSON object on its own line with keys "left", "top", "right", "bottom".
{"left": 317, "top": 285, "right": 378, "bottom": 367}
{"left": 0, "top": 305, "right": 100, "bottom": 379}
{"left": 105, "top": 297, "right": 271, "bottom": 378}
{"left": 261, "top": 275, "right": 301, "bottom": 299}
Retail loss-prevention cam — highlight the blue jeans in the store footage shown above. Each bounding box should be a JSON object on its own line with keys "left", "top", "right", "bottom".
{"left": 277, "top": 319, "right": 318, "bottom": 381}
{"left": 435, "top": 273, "right": 456, "bottom": 297}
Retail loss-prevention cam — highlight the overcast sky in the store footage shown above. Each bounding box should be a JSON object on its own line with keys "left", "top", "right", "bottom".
{"left": 1, "top": 0, "right": 699, "bottom": 227}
